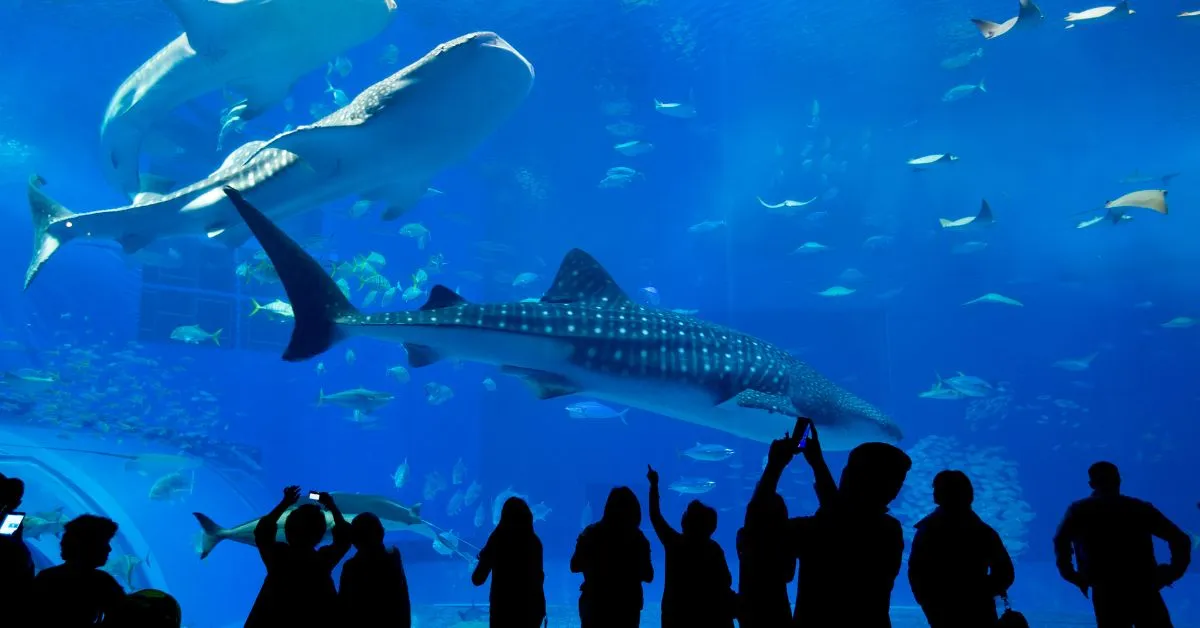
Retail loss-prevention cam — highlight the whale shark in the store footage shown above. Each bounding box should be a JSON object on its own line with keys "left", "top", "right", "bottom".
{"left": 223, "top": 188, "right": 903, "bottom": 450}
{"left": 192, "top": 491, "right": 476, "bottom": 562}
{"left": 100, "top": 0, "right": 398, "bottom": 199}
{"left": 26, "top": 32, "right": 534, "bottom": 291}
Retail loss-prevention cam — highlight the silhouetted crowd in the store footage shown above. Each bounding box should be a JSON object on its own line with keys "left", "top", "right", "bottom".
{"left": 0, "top": 417, "right": 1193, "bottom": 628}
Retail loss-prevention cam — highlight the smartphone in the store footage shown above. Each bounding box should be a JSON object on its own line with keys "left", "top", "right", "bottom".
{"left": 797, "top": 422, "right": 813, "bottom": 449}
{"left": 308, "top": 491, "right": 321, "bottom": 501}
{"left": 0, "top": 512, "right": 24, "bottom": 536}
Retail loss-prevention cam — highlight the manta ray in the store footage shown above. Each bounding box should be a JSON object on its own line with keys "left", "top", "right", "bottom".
{"left": 26, "top": 32, "right": 534, "bottom": 290}
{"left": 100, "top": 0, "right": 398, "bottom": 199}
{"left": 222, "top": 188, "right": 903, "bottom": 450}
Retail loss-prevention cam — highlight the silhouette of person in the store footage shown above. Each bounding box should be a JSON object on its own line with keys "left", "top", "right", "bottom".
{"left": 908, "top": 470, "right": 1015, "bottom": 628}
{"left": 570, "top": 486, "right": 654, "bottom": 628}
{"left": 339, "top": 512, "right": 411, "bottom": 628}
{"left": 0, "top": 473, "right": 34, "bottom": 624}
{"left": 646, "top": 465, "right": 736, "bottom": 628}
{"left": 472, "top": 497, "right": 547, "bottom": 628}
{"left": 759, "top": 418, "right": 912, "bottom": 628}
{"left": 101, "top": 589, "right": 182, "bottom": 628}
{"left": 1053, "top": 461, "right": 1191, "bottom": 628}
{"left": 736, "top": 469, "right": 795, "bottom": 628}
{"left": 31, "top": 514, "right": 126, "bottom": 626}
{"left": 245, "top": 486, "right": 351, "bottom": 628}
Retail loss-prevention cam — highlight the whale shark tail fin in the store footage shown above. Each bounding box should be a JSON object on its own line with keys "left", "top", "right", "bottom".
{"left": 192, "top": 512, "right": 228, "bottom": 559}
{"left": 223, "top": 186, "right": 359, "bottom": 362}
{"left": 25, "top": 175, "right": 80, "bottom": 291}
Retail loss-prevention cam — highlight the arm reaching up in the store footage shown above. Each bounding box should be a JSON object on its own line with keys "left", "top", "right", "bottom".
{"left": 317, "top": 492, "right": 353, "bottom": 566}
{"left": 758, "top": 426, "right": 801, "bottom": 497}
{"left": 647, "top": 465, "right": 679, "bottom": 545}
{"left": 799, "top": 421, "right": 838, "bottom": 508}
{"left": 256, "top": 485, "right": 301, "bottom": 565}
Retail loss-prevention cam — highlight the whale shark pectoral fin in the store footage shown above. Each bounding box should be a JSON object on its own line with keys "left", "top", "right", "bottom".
{"left": 228, "top": 77, "right": 296, "bottom": 121}
{"left": 501, "top": 366, "right": 582, "bottom": 399}
{"left": 258, "top": 123, "right": 365, "bottom": 177}
{"left": 118, "top": 233, "right": 153, "bottom": 254}
{"left": 135, "top": 174, "right": 176, "bottom": 202}
{"left": 719, "top": 390, "right": 800, "bottom": 416}
{"left": 366, "top": 181, "right": 431, "bottom": 221}
{"left": 404, "top": 344, "right": 441, "bottom": 368}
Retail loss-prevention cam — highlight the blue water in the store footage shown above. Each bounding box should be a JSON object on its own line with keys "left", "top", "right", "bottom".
{"left": 1, "top": 0, "right": 1198, "bottom": 626}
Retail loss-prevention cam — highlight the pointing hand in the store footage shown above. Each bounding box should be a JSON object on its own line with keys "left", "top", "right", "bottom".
{"left": 646, "top": 465, "right": 659, "bottom": 485}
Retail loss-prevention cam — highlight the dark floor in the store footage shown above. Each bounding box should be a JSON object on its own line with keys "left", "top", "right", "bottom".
{"left": 414, "top": 603, "right": 1169, "bottom": 627}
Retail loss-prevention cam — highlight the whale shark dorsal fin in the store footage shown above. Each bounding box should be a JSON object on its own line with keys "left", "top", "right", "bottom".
{"left": 139, "top": 173, "right": 176, "bottom": 197}
{"left": 421, "top": 285, "right": 468, "bottom": 311}
{"left": 165, "top": 0, "right": 268, "bottom": 59}
{"left": 977, "top": 199, "right": 994, "bottom": 223}
{"left": 1018, "top": 0, "right": 1043, "bottom": 20}
{"left": 540, "top": 249, "right": 631, "bottom": 304}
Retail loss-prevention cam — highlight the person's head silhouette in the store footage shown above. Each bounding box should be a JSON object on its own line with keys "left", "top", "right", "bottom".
{"left": 681, "top": 500, "right": 718, "bottom": 539}
{"left": 498, "top": 496, "right": 534, "bottom": 533}
{"left": 284, "top": 504, "right": 327, "bottom": 549}
{"left": 0, "top": 473, "right": 23, "bottom": 513}
{"left": 932, "top": 470, "right": 974, "bottom": 511}
{"left": 840, "top": 442, "right": 913, "bottom": 512}
{"left": 60, "top": 515, "right": 118, "bottom": 569}
{"left": 350, "top": 512, "right": 385, "bottom": 551}
{"left": 602, "top": 486, "right": 642, "bottom": 530}
{"left": 108, "top": 589, "right": 182, "bottom": 628}
{"left": 745, "top": 490, "right": 788, "bottom": 529}
{"left": 1088, "top": 461, "right": 1121, "bottom": 496}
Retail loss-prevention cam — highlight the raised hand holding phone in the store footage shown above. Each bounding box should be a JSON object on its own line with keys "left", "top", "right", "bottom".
{"left": 1, "top": 512, "right": 25, "bottom": 536}
{"left": 790, "top": 417, "right": 814, "bottom": 450}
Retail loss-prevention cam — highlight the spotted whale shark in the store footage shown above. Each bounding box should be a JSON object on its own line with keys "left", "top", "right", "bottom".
{"left": 192, "top": 491, "right": 476, "bottom": 563}
{"left": 100, "top": 0, "right": 398, "bottom": 199}
{"left": 224, "top": 189, "right": 902, "bottom": 450}
{"left": 25, "top": 32, "right": 534, "bottom": 290}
